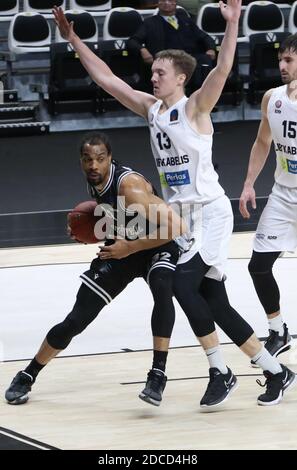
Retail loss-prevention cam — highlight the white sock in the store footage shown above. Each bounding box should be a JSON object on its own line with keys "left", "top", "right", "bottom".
{"left": 252, "top": 346, "right": 282, "bottom": 374}
{"left": 268, "top": 314, "right": 284, "bottom": 335}
{"left": 205, "top": 346, "right": 228, "bottom": 374}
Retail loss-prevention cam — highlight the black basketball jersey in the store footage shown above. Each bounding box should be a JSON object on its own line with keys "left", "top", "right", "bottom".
{"left": 87, "top": 161, "right": 157, "bottom": 241}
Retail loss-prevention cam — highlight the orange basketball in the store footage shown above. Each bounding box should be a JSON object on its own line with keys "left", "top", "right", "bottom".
{"left": 68, "top": 200, "right": 103, "bottom": 244}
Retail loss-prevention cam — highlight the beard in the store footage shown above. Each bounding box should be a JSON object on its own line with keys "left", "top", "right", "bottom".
{"left": 281, "top": 75, "right": 290, "bottom": 84}
{"left": 286, "top": 78, "right": 297, "bottom": 101}
{"left": 87, "top": 174, "right": 103, "bottom": 186}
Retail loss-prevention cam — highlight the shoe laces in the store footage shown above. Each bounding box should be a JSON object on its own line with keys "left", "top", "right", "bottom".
{"left": 256, "top": 371, "right": 281, "bottom": 394}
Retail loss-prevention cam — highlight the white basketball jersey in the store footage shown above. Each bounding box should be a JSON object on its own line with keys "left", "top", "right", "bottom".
{"left": 268, "top": 85, "right": 297, "bottom": 188}
{"left": 148, "top": 96, "right": 224, "bottom": 206}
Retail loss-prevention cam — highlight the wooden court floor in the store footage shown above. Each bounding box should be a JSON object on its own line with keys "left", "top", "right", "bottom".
{"left": 1, "top": 234, "right": 297, "bottom": 450}
{"left": 1, "top": 345, "right": 297, "bottom": 450}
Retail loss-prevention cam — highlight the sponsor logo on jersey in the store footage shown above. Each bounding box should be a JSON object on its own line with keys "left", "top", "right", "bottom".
{"left": 256, "top": 233, "right": 277, "bottom": 241}
{"left": 160, "top": 170, "right": 190, "bottom": 186}
{"left": 274, "top": 100, "right": 282, "bottom": 113}
{"left": 170, "top": 109, "right": 179, "bottom": 122}
{"left": 156, "top": 154, "right": 189, "bottom": 167}
{"left": 276, "top": 143, "right": 297, "bottom": 155}
{"left": 279, "top": 156, "right": 297, "bottom": 174}
{"left": 256, "top": 233, "right": 265, "bottom": 240}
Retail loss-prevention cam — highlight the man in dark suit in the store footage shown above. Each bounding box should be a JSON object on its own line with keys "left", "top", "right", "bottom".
{"left": 127, "top": 0, "right": 216, "bottom": 92}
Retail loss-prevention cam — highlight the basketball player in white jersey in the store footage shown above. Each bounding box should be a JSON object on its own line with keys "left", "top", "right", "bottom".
{"left": 240, "top": 34, "right": 297, "bottom": 364}
{"left": 53, "top": 1, "right": 296, "bottom": 409}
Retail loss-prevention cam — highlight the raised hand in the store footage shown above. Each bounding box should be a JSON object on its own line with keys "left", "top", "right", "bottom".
{"left": 219, "top": 0, "right": 242, "bottom": 23}
{"left": 53, "top": 6, "right": 75, "bottom": 42}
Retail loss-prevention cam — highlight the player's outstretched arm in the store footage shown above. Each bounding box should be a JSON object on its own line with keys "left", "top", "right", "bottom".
{"left": 53, "top": 6, "right": 156, "bottom": 118}
{"left": 188, "top": 0, "right": 241, "bottom": 114}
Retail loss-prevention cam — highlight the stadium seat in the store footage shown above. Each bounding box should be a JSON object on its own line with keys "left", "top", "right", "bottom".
{"left": 247, "top": 32, "right": 290, "bottom": 105}
{"left": 103, "top": 7, "right": 143, "bottom": 40}
{"left": 0, "top": 0, "right": 19, "bottom": 19}
{"left": 54, "top": 9, "right": 98, "bottom": 43}
{"left": 23, "top": 0, "right": 66, "bottom": 14}
{"left": 8, "top": 12, "right": 51, "bottom": 54}
{"left": 212, "top": 35, "right": 243, "bottom": 106}
{"left": 48, "top": 41, "right": 101, "bottom": 115}
{"left": 69, "top": 1, "right": 111, "bottom": 12}
{"left": 112, "top": 1, "right": 157, "bottom": 8}
{"left": 101, "top": 8, "right": 146, "bottom": 109}
{"left": 50, "top": 10, "right": 100, "bottom": 114}
{"left": 197, "top": 3, "right": 226, "bottom": 37}
{"left": 242, "top": 1, "right": 284, "bottom": 38}
{"left": 288, "top": 1, "right": 297, "bottom": 34}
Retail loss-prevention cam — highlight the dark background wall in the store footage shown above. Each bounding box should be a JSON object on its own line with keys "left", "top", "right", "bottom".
{"left": 0, "top": 121, "right": 275, "bottom": 247}
{"left": 0, "top": 121, "right": 275, "bottom": 214}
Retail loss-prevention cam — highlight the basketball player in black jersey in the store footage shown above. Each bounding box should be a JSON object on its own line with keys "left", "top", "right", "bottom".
{"left": 5, "top": 132, "right": 188, "bottom": 406}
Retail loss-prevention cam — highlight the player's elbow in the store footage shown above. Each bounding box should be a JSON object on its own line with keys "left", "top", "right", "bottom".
{"left": 215, "top": 63, "right": 231, "bottom": 80}
{"left": 256, "top": 137, "right": 271, "bottom": 154}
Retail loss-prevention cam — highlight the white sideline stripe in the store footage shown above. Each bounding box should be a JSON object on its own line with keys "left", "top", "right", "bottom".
{"left": 0, "top": 430, "right": 50, "bottom": 450}
{"left": 80, "top": 274, "right": 112, "bottom": 304}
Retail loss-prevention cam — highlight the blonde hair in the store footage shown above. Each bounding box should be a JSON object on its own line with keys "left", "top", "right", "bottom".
{"left": 155, "top": 49, "right": 197, "bottom": 85}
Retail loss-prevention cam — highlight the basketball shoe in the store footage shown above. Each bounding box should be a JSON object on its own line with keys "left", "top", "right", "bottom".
{"left": 251, "top": 323, "right": 292, "bottom": 368}
{"left": 200, "top": 367, "right": 238, "bottom": 410}
{"left": 257, "top": 364, "right": 296, "bottom": 405}
{"left": 139, "top": 369, "right": 167, "bottom": 406}
{"left": 5, "top": 371, "right": 34, "bottom": 405}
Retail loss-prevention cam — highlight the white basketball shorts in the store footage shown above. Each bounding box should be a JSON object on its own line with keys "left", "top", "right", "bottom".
{"left": 178, "top": 195, "right": 233, "bottom": 281}
{"left": 254, "top": 191, "right": 297, "bottom": 253}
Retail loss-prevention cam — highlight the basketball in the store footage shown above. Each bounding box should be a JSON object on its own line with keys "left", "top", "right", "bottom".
{"left": 68, "top": 200, "right": 103, "bottom": 244}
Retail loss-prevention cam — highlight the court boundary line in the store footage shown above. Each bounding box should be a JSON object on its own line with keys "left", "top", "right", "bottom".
{"left": 3, "top": 337, "right": 296, "bottom": 363}
{"left": 0, "top": 427, "right": 59, "bottom": 450}
{"left": 1, "top": 255, "right": 296, "bottom": 270}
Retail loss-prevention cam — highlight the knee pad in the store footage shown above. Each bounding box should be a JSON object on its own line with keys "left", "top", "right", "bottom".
{"left": 149, "top": 268, "right": 173, "bottom": 299}
{"left": 46, "top": 316, "right": 84, "bottom": 350}
{"left": 248, "top": 251, "right": 280, "bottom": 276}
{"left": 150, "top": 269, "right": 175, "bottom": 338}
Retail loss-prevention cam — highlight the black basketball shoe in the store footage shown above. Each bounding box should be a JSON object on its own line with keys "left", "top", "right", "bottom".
{"left": 200, "top": 367, "right": 238, "bottom": 410}
{"left": 5, "top": 371, "right": 34, "bottom": 405}
{"left": 251, "top": 323, "right": 292, "bottom": 368}
{"left": 139, "top": 369, "right": 167, "bottom": 406}
{"left": 264, "top": 323, "right": 292, "bottom": 357}
{"left": 257, "top": 364, "right": 296, "bottom": 406}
